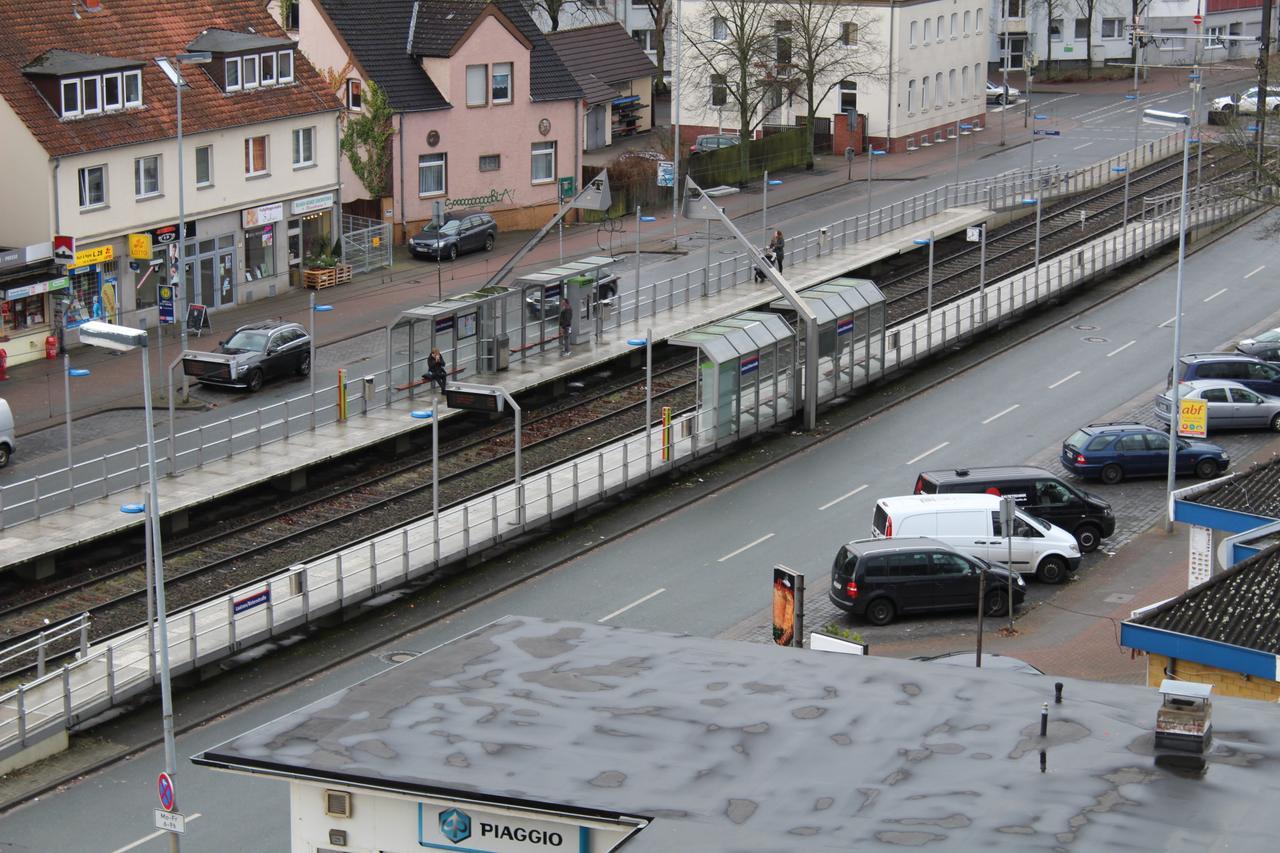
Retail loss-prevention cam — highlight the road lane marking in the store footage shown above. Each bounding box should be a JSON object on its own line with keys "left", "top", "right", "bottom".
{"left": 1204, "top": 287, "right": 1228, "bottom": 303}
{"left": 112, "top": 814, "right": 203, "bottom": 853}
{"left": 981, "top": 404, "right": 1020, "bottom": 425}
{"left": 1107, "top": 340, "right": 1136, "bottom": 357}
{"left": 599, "top": 589, "right": 666, "bottom": 623}
{"left": 1072, "top": 142, "right": 1094, "bottom": 150}
{"left": 1048, "top": 371, "right": 1081, "bottom": 389}
{"left": 1245, "top": 265, "right": 1266, "bottom": 279}
{"left": 717, "top": 534, "right": 775, "bottom": 563}
{"left": 905, "top": 442, "right": 950, "bottom": 465}
{"left": 1158, "top": 314, "right": 1183, "bottom": 328}
{"left": 819, "top": 484, "right": 868, "bottom": 511}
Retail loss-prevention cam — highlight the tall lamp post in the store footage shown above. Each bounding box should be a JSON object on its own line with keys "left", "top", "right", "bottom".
{"left": 913, "top": 233, "right": 935, "bottom": 347}
{"left": 1029, "top": 113, "right": 1048, "bottom": 172}
{"left": 866, "top": 147, "right": 886, "bottom": 223}
{"left": 309, "top": 296, "right": 333, "bottom": 430}
{"left": 79, "top": 320, "right": 180, "bottom": 852}
{"left": 1142, "top": 109, "right": 1192, "bottom": 529}
{"left": 1022, "top": 196, "right": 1042, "bottom": 297}
{"left": 954, "top": 122, "right": 973, "bottom": 188}
{"left": 165, "top": 51, "right": 211, "bottom": 403}
{"left": 411, "top": 409, "right": 440, "bottom": 562}
{"left": 628, "top": 333, "right": 653, "bottom": 473}
{"left": 762, "top": 173, "right": 783, "bottom": 241}
{"left": 63, "top": 361, "right": 90, "bottom": 506}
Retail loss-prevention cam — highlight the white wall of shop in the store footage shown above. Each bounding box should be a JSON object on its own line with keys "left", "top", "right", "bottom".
{"left": 0, "top": 95, "right": 55, "bottom": 247}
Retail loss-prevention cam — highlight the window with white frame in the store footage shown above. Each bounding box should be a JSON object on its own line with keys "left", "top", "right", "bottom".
{"left": 1049, "top": 18, "right": 1062, "bottom": 41}
{"left": 196, "top": 144, "right": 213, "bottom": 187}
{"left": 710, "top": 73, "right": 727, "bottom": 106}
{"left": 278, "top": 50, "right": 294, "bottom": 82}
{"left": 243, "top": 54, "right": 259, "bottom": 88}
{"left": 907, "top": 78, "right": 916, "bottom": 112}
{"left": 950, "top": 13, "right": 957, "bottom": 37}
{"left": 261, "top": 52, "right": 276, "bottom": 86}
{"left": 244, "top": 135, "right": 269, "bottom": 176}
{"left": 347, "top": 79, "right": 362, "bottom": 111}
{"left": 937, "top": 16, "right": 944, "bottom": 39}
{"left": 712, "top": 16, "right": 728, "bottom": 40}
{"left": 492, "top": 62, "right": 512, "bottom": 104}
{"left": 78, "top": 164, "right": 106, "bottom": 208}
{"left": 82, "top": 75, "right": 101, "bottom": 114}
{"left": 1101, "top": 18, "right": 1123, "bottom": 38}
{"left": 1206, "top": 23, "right": 1227, "bottom": 47}
{"left": 964, "top": 10, "right": 971, "bottom": 34}
{"left": 631, "top": 29, "right": 656, "bottom": 51}
{"left": 1074, "top": 18, "right": 1089, "bottom": 40}
{"left": 1006, "top": 0, "right": 1023, "bottom": 15}
{"left": 61, "top": 78, "right": 81, "bottom": 116}
{"left": 924, "top": 17, "right": 931, "bottom": 42}
{"left": 935, "top": 71, "right": 943, "bottom": 107}
{"left": 976, "top": 8, "right": 983, "bottom": 31}
{"left": 962, "top": 65, "right": 970, "bottom": 99}
{"left": 134, "top": 154, "right": 160, "bottom": 198}
{"left": 286, "top": 0, "right": 299, "bottom": 29}
{"left": 841, "top": 22, "right": 858, "bottom": 46}
{"left": 910, "top": 20, "right": 918, "bottom": 46}
{"left": 292, "top": 127, "right": 314, "bottom": 168}
{"left": 124, "top": 69, "right": 142, "bottom": 107}
{"left": 225, "top": 57, "right": 241, "bottom": 91}
{"left": 419, "top": 153, "right": 446, "bottom": 195}
{"left": 921, "top": 75, "right": 929, "bottom": 110}
{"left": 102, "top": 73, "right": 122, "bottom": 110}
{"left": 479, "top": 154, "right": 501, "bottom": 172}
{"left": 839, "top": 79, "right": 857, "bottom": 113}
{"left": 948, "top": 68, "right": 956, "bottom": 102}
{"left": 531, "top": 141, "right": 555, "bottom": 184}
{"left": 466, "top": 64, "right": 487, "bottom": 106}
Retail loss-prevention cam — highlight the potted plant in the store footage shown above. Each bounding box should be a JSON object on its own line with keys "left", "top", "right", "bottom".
{"left": 303, "top": 239, "right": 352, "bottom": 289}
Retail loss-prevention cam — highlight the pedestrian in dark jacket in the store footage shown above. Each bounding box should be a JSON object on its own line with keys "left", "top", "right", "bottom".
{"left": 559, "top": 300, "right": 573, "bottom": 355}
{"left": 769, "top": 230, "right": 785, "bottom": 272}
{"left": 423, "top": 347, "right": 447, "bottom": 394}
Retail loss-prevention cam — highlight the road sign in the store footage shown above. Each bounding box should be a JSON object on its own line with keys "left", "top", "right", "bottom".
{"left": 52, "top": 234, "right": 75, "bottom": 264}
{"left": 558, "top": 175, "right": 576, "bottom": 201}
{"left": 966, "top": 226, "right": 983, "bottom": 243}
{"left": 657, "top": 161, "right": 674, "bottom": 187}
{"left": 157, "top": 771, "right": 175, "bottom": 811}
{"left": 1192, "top": 14, "right": 1203, "bottom": 25}
{"left": 1179, "top": 398, "right": 1208, "bottom": 438}
{"left": 158, "top": 284, "right": 175, "bottom": 325}
{"left": 154, "top": 810, "right": 186, "bottom": 834}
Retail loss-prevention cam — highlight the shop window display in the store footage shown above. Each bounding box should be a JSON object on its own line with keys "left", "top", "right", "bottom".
{"left": 244, "top": 225, "right": 276, "bottom": 281}
{"left": 1, "top": 294, "right": 45, "bottom": 332}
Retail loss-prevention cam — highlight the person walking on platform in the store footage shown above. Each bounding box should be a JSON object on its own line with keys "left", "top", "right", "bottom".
{"left": 769, "top": 230, "right": 785, "bottom": 272}
{"left": 559, "top": 299, "right": 573, "bottom": 356}
{"left": 423, "top": 347, "right": 448, "bottom": 394}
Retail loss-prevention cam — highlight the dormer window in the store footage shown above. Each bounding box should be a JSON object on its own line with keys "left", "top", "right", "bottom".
{"left": 82, "top": 76, "right": 101, "bottom": 114}
{"left": 243, "top": 55, "right": 259, "bottom": 89}
{"left": 123, "top": 70, "right": 142, "bottom": 107}
{"left": 278, "top": 50, "right": 293, "bottom": 83}
{"left": 103, "top": 73, "right": 122, "bottom": 110}
{"left": 186, "top": 29, "right": 296, "bottom": 95}
{"left": 261, "top": 52, "right": 275, "bottom": 86}
{"left": 225, "top": 57, "right": 241, "bottom": 91}
{"left": 61, "top": 78, "right": 81, "bottom": 116}
{"left": 25, "top": 50, "right": 145, "bottom": 119}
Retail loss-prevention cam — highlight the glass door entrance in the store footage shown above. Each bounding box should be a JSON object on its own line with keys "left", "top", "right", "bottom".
{"left": 182, "top": 234, "right": 237, "bottom": 310}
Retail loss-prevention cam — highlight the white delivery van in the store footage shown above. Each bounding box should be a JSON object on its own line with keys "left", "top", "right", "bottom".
{"left": 871, "top": 493, "right": 1080, "bottom": 584}
{"left": 0, "top": 397, "right": 13, "bottom": 467}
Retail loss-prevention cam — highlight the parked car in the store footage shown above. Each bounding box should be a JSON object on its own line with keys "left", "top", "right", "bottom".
{"left": 1236, "top": 327, "right": 1280, "bottom": 362}
{"left": 1171, "top": 352, "right": 1280, "bottom": 397}
{"left": 0, "top": 397, "right": 13, "bottom": 467}
{"left": 1154, "top": 380, "right": 1280, "bottom": 432}
{"left": 689, "top": 133, "right": 741, "bottom": 156}
{"left": 408, "top": 211, "right": 497, "bottom": 261}
{"left": 1209, "top": 86, "right": 1280, "bottom": 114}
{"left": 1060, "top": 422, "right": 1229, "bottom": 484}
{"left": 525, "top": 274, "right": 619, "bottom": 320}
{"left": 828, "top": 536, "right": 1026, "bottom": 626}
{"left": 871, "top": 494, "right": 1080, "bottom": 583}
{"left": 181, "top": 321, "right": 311, "bottom": 393}
{"left": 986, "top": 80, "right": 1020, "bottom": 104}
{"left": 913, "top": 466, "right": 1115, "bottom": 552}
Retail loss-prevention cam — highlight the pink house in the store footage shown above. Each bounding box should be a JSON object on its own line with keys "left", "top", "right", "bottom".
{"left": 296, "top": 0, "right": 581, "bottom": 239}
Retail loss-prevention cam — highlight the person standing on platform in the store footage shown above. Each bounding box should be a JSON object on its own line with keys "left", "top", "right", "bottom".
{"left": 769, "top": 230, "right": 785, "bottom": 272}
{"left": 423, "top": 347, "right": 448, "bottom": 394}
{"left": 559, "top": 299, "right": 573, "bottom": 356}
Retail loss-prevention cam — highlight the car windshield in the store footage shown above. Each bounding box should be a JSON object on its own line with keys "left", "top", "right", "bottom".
{"left": 1021, "top": 514, "right": 1051, "bottom": 533}
{"left": 224, "top": 330, "right": 269, "bottom": 352}
{"left": 423, "top": 221, "right": 461, "bottom": 236}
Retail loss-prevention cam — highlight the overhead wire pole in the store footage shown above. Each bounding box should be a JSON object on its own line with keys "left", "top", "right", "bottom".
{"left": 672, "top": 0, "right": 682, "bottom": 244}
{"left": 1256, "top": 0, "right": 1274, "bottom": 178}
{"left": 1000, "top": 1, "right": 1009, "bottom": 146}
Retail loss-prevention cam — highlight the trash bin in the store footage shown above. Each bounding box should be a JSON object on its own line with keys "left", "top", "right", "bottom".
{"left": 495, "top": 333, "right": 510, "bottom": 371}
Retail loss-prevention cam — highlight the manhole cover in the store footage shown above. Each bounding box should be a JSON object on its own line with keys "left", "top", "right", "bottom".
{"left": 381, "top": 651, "right": 420, "bottom": 664}
{"left": 1103, "top": 593, "right": 1134, "bottom": 604}
{"left": 1083, "top": 336, "right": 1108, "bottom": 343}
{"left": 1073, "top": 324, "right": 1098, "bottom": 331}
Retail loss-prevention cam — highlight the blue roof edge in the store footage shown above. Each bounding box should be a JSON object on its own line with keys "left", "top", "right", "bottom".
{"left": 1120, "top": 621, "right": 1280, "bottom": 681}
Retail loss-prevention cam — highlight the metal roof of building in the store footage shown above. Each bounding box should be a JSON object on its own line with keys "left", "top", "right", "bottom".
{"left": 1181, "top": 454, "right": 1280, "bottom": 515}
{"left": 185, "top": 27, "right": 294, "bottom": 53}
{"left": 195, "top": 616, "right": 1280, "bottom": 851}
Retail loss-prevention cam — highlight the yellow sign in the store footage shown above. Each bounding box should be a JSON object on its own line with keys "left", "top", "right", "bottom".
{"left": 128, "top": 233, "right": 152, "bottom": 260}
{"left": 70, "top": 244, "right": 114, "bottom": 268}
{"left": 372, "top": 235, "right": 381, "bottom": 247}
{"left": 1179, "top": 398, "right": 1208, "bottom": 438}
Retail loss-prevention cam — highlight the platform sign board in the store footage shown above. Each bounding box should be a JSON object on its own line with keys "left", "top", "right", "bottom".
{"left": 1179, "top": 398, "right": 1208, "bottom": 438}
{"left": 966, "top": 226, "right": 982, "bottom": 243}
{"left": 154, "top": 810, "right": 186, "bottom": 834}
{"left": 446, "top": 384, "right": 505, "bottom": 414}
{"left": 657, "top": 161, "right": 674, "bottom": 187}
{"left": 157, "top": 772, "right": 175, "bottom": 811}
{"left": 772, "top": 566, "right": 803, "bottom": 648}
{"left": 232, "top": 587, "right": 271, "bottom": 615}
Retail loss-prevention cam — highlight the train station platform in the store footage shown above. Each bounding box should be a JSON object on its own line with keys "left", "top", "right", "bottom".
{"left": 0, "top": 203, "right": 987, "bottom": 577}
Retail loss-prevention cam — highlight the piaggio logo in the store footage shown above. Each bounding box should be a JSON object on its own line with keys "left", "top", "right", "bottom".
{"left": 439, "top": 808, "right": 472, "bottom": 844}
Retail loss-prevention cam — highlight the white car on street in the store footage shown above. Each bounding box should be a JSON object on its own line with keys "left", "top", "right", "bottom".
{"left": 1210, "top": 86, "right": 1280, "bottom": 114}
{"left": 986, "top": 80, "right": 1020, "bottom": 105}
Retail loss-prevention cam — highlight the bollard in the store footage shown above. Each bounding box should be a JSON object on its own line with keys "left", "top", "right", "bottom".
{"left": 337, "top": 367, "right": 348, "bottom": 421}
{"left": 362, "top": 375, "right": 375, "bottom": 416}
{"left": 1039, "top": 702, "right": 1049, "bottom": 737}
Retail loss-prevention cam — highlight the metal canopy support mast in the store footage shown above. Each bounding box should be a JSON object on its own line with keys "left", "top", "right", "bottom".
{"left": 682, "top": 177, "right": 820, "bottom": 430}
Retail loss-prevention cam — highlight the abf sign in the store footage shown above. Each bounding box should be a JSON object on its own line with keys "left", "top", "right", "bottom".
{"left": 1179, "top": 398, "right": 1208, "bottom": 438}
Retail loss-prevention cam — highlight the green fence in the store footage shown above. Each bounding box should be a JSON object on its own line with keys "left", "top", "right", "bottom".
{"left": 685, "top": 127, "right": 809, "bottom": 188}
{"left": 578, "top": 158, "right": 670, "bottom": 222}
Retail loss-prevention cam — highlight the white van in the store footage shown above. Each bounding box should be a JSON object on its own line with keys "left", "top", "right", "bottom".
{"left": 871, "top": 494, "right": 1080, "bottom": 584}
{"left": 0, "top": 397, "right": 13, "bottom": 467}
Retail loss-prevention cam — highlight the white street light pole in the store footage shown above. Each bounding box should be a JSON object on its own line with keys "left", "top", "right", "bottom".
{"left": 628, "top": 332, "right": 654, "bottom": 473}
{"left": 914, "top": 233, "right": 935, "bottom": 346}
{"left": 309, "top": 296, "right": 333, "bottom": 430}
{"left": 1113, "top": 164, "right": 1130, "bottom": 223}
{"left": 954, "top": 122, "right": 973, "bottom": 188}
{"left": 762, "top": 173, "right": 782, "bottom": 242}
{"left": 866, "top": 148, "right": 885, "bottom": 223}
{"left": 672, "top": 0, "right": 682, "bottom": 244}
{"left": 63, "top": 358, "right": 90, "bottom": 507}
{"left": 170, "top": 52, "right": 210, "bottom": 404}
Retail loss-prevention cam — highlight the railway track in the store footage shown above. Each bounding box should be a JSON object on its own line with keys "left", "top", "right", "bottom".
{"left": 881, "top": 146, "right": 1246, "bottom": 322}
{"left": 0, "top": 357, "right": 697, "bottom": 670}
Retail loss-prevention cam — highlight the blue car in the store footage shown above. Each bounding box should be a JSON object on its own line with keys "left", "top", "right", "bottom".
{"left": 1060, "top": 422, "right": 1229, "bottom": 485}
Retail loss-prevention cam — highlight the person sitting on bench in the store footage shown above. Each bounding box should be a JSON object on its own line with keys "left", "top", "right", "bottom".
{"left": 423, "top": 347, "right": 448, "bottom": 394}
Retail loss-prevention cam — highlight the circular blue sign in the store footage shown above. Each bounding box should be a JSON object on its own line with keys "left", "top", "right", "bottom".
{"left": 158, "top": 772, "right": 175, "bottom": 811}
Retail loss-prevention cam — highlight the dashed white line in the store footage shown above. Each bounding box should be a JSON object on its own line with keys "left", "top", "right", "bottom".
{"left": 1107, "top": 340, "right": 1136, "bottom": 357}
{"left": 717, "top": 534, "right": 775, "bottom": 563}
{"left": 599, "top": 588, "right": 667, "bottom": 623}
{"left": 1048, "top": 371, "right": 1081, "bottom": 389}
{"left": 1158, "top": 314, "right": 1183, "bottom": 329}
{"left": 906, "top": 441, "right": 950, "bottom": 465}
{"left": 819, "top": 484, "right": 868, "bottom": 511}
{"left": 1072, "top": 142, "right": 1094, "bottom": 150}
{"left": 1245, "top": 265, "right": 1266, "bottom": 279}
{"left": 112, "top": 814, "right": 204, "bottom": 853}
{"left": 1204, "top": 287, "right": 1228, "bottom": 303}
{"left": 981, "top": 404, "right": 1020, "bottom": 425}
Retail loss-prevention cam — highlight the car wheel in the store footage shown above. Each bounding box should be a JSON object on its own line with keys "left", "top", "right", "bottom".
{"left": 0, "top": 444, "right": 10, "bottom": 468}
{"left": 1100, "top": 463, "right": 1124, "bottom": 485}
{"left": 1194, "top": 458, "right": 1219, "bottom": 479}
{"left": 864, "top": 598, "right": 896, "bottom": 626}
{"left": 297, "top": 353, "right": 311, "bottom": 377}
{"left": 484, "top": 233, "right": 495, "bottom": 252}
{"left": 247, "top": 369, "right": 264, "bottom": 393}
{"left": 984, "top": 591, "right": 1008, "bottom": 617}
{"left": 448, "top": 244, "right": 458, "bottom": 261}
{"left": 1222, "top": 103, "right": 1236, "bottom": 114}
{"left": 1270, "top": 412, "right": 1280, "bottom": 432}
{"left": 1036, "top": 556, "right": 1069, "bottom": 585}
{"left": 1074, "top": 523, "right": 1102, "bottom": 553}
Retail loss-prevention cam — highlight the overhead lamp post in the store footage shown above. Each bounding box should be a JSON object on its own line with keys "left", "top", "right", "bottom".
{"left": 635, "top": 209, "right": 656, "bottom": 308}
{"left": 64, "top": 361, "right": 90, "bottom": 506}
{"left": 913, "top": 233, "right": 935, "bottom": 347}
{"left": 1111, "top": 164, "right": 1131, "bottom": 224}
{"left": 762, "top": 172, "right": 783, "bottom": 241}
{"left": 410, "top": 409, "right": 440, "bottom": 561}
{"left": 954, "top": 122, "right": 973, "bottom": 188}
{"left": 120, "top": 502, "right": 157, "bottom": 679}
{"left": 866, "top": 148, "right": 886, "bottom": 223}
{"left": 79, "top": 320, "right": 179, "bottom": 851}
{"left": 309, "top": 296, "right": 333, "bottom": 430}
{"left": 1022, "top": 197, "right": 1042, "bottom": 298}
{"left": 627, "top": 333, "right": 653, "bottom": 473}
{"left": 1126, "top": 90, "right": 1141, "bottom": 154}
{"left": 1142, "top": 108, "right": 1192, "bottom": 529}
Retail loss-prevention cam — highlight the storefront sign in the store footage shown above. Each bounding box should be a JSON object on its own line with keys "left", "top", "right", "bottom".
{"left": 149, "top": 222, "right": 195, "bottom": 245}
{"left": 291, "top": 193, "right": 335, "bottom": 215}
{"left": 129, "top": 233, "right": 153, "bottom": 260}
{"left": 242, "top": 202, "right": 284, "bottom": 228}
{"left": 1179, "top": 398, "right": 1208, "bottom": 438}
{"left": 69, "top": 244, "right": 114, "bottom": 269}
{"left": 0, "top": 248, "right": 21, "bottom": 269}
{"left": 3, "top": 277, "right": 67, "bottom": 300}
{"left": 53, "top": 234, "right": 75, "bottom": 264}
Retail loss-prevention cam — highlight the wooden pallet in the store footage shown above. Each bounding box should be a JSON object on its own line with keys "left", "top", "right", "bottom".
{"left": 303, "top": 263, "right": 353, "bottom": 290}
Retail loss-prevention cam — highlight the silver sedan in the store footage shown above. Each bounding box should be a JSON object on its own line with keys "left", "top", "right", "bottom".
{"left": 1155, "top": 379, "right": 1280, "bottom": 432}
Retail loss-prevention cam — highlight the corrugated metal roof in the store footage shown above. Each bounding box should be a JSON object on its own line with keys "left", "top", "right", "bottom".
{"left": 1185, "top": 454, "right": 1280, "bottom": 516}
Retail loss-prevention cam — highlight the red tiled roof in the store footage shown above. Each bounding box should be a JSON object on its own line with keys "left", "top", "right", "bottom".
{"left": 0, "top": 0, "right": 341, "bottom": 158}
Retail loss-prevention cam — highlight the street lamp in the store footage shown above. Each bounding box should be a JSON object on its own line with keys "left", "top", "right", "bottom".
{"left": 1111, "top": 164, "right": 1131, "bottom": 224}
{"left": 635, "top": 210, "right": 656, "bottom": 306}
{"left": 1022, "top": 197, "right": 1042, "bottom": 298}
{"left": 80, "top": 320, "right": 180, "bottom": 851}
{"left": 627, "top": 333, "right": 653, "bottom": 473}
{"left": 954, "top": 122, "right": 973, "bottom": 188}
{"left": 913, "top": 233, "right": 935, "bottom": 347}
{"left": 165, "top": 51, "right": 211, "bottom": 403}
{"left": 762, "top": 172, "right": 783, "bottom": 240}
{"left": 1142, "top": 108, "right": 1192, "bottom": 528}
{"left": 309, "top": 296, "right": 333, "bottom": 430}
{"left": 866, "top": 148, "right": 886, "bottom": 223}
{"left": 64, "top": 362, "right": 90, "bottom": 506}
{"left": 410, "top": 409, "right": 440, "bottom": 562}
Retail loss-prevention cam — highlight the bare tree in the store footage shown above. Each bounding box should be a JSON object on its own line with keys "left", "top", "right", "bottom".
{"left": 522, "top": 0, "right": 609, "bottom": 31}
{"left": 1032, "top": 0, "right": 1062, "bottom": 74}
{"left": 778, "top": 0, "right": 884, "bottom": 165}
{"left": 1073, "top": 0, "right": 1099, "bottom": 78}
{"left": 643, "top": 1, "right": 673, "bottom": 94}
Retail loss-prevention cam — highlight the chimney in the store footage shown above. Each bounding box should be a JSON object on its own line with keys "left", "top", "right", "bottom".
{"left": 82, "top": 0, "right": 103, "bottom": 12}
{"left": 1154, "top": 679, "right": 1213, "bottom": 754}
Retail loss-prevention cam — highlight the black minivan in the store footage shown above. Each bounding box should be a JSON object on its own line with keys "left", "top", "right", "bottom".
{"left": 829, "top": 537, "right": 1026, "bottom": 626}
{"left": 914, "top": 466, "right": 1115, "bottom": 553}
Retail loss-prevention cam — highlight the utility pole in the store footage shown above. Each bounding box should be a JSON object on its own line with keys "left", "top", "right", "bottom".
{"left": 1257, "top": 0, "right": 1274, "bottom": 178}
{"left": 1000, "top": 1, "right": 1010, "bottom": 146}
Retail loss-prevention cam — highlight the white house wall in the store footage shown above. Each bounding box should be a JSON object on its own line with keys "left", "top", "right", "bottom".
{"left": 0, "top": 94, "right": 54, "bottom": 247}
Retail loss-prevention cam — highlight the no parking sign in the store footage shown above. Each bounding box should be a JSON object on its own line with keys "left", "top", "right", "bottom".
{"left": 158, "top": 771, "right": 175, "bottom": 811}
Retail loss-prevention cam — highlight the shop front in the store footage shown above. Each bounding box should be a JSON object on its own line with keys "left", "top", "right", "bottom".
{"left": 64, "top": 242, "right": 121, "bottom": 331}
{"left": 0, "top": 258, "right": 68, "bottom": 367}
{"left": 286, "top": 191, "right": 336, "bottom": 289}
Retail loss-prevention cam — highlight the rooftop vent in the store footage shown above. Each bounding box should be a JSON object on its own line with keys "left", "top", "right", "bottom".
{"left": 954, "top": 468, "right": 970, "bottom": 477}
{"left": 1154, "top": 679, "right": 1213, "bottom": 754}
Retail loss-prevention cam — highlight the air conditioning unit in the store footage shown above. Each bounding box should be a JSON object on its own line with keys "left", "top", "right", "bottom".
{"left": 324, "top": 789, "right": 353, "bottom": 818}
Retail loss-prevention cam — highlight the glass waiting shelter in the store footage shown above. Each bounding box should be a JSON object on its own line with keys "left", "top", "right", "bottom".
{"left": 771, "top": 277, "right": 885, "bottom": 404}
{"left": 670, "top": 311, "right": 796, "bottom": 448}
{"left": 515, "top": 256, "right": 619, "bottom": 350}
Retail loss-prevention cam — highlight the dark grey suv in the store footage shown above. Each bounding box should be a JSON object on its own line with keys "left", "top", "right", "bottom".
{"left": 829, "top": 537, "right": 1025, "bottom": 626}
{"left": 1172, "top": 352, "right": 1280, "bottom": 397}
{"left": 409, "top": 211, "right": 497, "bottom": 261}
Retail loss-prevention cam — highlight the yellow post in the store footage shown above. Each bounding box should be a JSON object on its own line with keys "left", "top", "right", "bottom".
{"left": 661, "top": 406, "right": 672, "bottom": 461}
{"left": 337, "top": 367, "right": 347, "bottom": 421}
